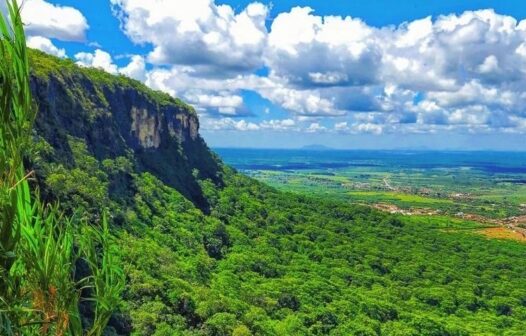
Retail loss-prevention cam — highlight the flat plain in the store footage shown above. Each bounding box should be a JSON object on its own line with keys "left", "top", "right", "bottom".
{"left": 217, "top": 148, "right": 526, "bottom": 242}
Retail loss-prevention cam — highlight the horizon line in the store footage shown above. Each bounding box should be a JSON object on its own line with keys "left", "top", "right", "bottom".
{"left": 211, "top": 146, "right": 526, "bottom": 153}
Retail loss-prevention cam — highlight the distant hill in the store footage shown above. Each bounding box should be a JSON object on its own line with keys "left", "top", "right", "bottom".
{"left": 301, "top": 144, "right": 333, "bottom": 150}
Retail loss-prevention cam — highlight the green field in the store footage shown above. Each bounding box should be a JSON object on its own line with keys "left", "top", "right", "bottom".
{"left": 348, "top": 191, "right": 453, "bottom": 205}
{"left": 243, "top": 166, "right": 526, "bottom": 220}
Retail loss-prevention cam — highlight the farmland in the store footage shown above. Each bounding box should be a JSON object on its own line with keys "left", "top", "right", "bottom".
{"left": 217, "top": 148, "right": 526, "bottom": 241}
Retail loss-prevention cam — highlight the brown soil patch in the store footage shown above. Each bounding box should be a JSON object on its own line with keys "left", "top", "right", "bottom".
{"left": 478, "top": 227, "right": 526, "bottom": 243}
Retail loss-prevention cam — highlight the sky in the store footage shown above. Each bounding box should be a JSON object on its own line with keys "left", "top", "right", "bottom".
{"left": 7, "top": 0, "right": 526, "bottom": 149}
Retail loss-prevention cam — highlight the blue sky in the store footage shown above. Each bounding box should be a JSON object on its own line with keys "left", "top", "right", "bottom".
{"left": 15, "top": 0, "right": 526, "bottom": 149}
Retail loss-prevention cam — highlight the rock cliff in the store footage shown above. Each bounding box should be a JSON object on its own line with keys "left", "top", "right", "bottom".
{"left": 29, "top": 50, "right": 222, "bottom": 211}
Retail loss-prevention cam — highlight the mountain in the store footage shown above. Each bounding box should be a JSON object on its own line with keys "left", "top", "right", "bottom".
{"left": 301, "top": 144, "right": 333, "bottom": 151}
{"left": 27, "top": 50, "right": 526, "bottom": 335}
{"left": 30, "top": 50, "right": 222, "bottom": 212}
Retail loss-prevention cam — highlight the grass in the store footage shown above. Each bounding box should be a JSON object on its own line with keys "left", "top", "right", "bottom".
{"left": 403, "top": 215, "right": 488, "bottom": 230}
{"left": 477, "top": 227, "right": 526, "bottom": 242}
{"left": 348, "top": 191, "right": 453, "bottom": 205}
{"left": 242, "top": 162, "right": 526, "bottom": 219}
{"left": 0, "top": 3, "right": 124, "bottom": 334}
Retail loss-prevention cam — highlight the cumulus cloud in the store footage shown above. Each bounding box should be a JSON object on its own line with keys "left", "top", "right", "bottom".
{"left": 202, "top": 118, "right": 260, "bottom": 131}
{"left": 256, "top": 84, "right": 340, "bottom": 116}
{"left": 75, "top": 50, "right": 118, "bottom": 74}
{"left": 14, "top": 0, "right": 526, "bottom": 134}
{"left": 260, "top": 119, "right": 296, "bottom": 130}
{"left": 110, "top": 0, "right": 268, "bottom": 75}
{"left": 202, "top": 117, "right": 301, "bottom": 132}
{"left": 267, "top": 7, "right": 380, "bottom": 88}
{"left": 191, "top": 93, "right": 245, "bottom": 116}
{"left": 142, "top": 66, "right": 267, "bottom": 116}
{"left": 74, "top": 51, "right": 151, "bottom": 84}
{"left": 102, "top": 3, "right": 526, "bottom": 134}
{"left": 306, "top": 122, "right": 327, "bottom": 133}
{"left": 202, "top": 116, "right": 394, "bottom": 135}
{"left": 260, "top": 8, "right": 526, "bottom": 132}
{"left": 27, "top": 36, "right": 66, "bottom": 57}
{"left": 352, "top": 123, "right": 384, "bottom": 135}
{"left": 22, "top": 0, "right": 89, "bottom": 41}
{"left": 120, "top": 55, "right": 147, "bottom": 81}
{"left": 7, "top": 0, "right": 88, "bottom": 58}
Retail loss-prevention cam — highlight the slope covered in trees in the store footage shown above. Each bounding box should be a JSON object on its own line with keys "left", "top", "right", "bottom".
{"left": 22, "top": 50, "right": 526, "bottom": 335}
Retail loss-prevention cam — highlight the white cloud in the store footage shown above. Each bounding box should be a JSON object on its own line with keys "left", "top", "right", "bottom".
{"left": 75, "top": 50, "right": 118, "bottom": 74}
{"left": 22, "top": 0, "right": 88, "bottom": 41}
{"left": 256, "top": 84, "right": 339, "bottom": 116}
{"left": 260, "top": 119, "right": 296, "bottom": 130}
{"left": 333, "top": 120, "right": 385, "bottom": 135}
{"left": 478, "top": 55, "right": 500, "bottom": 74}
{"left": 110, "top": 0, "right": 268, "bottom": 74}
{"left": 144, "top": 66, "right": 256, "bottom": 116}
{"left": 194, "top": 94, "right": 243, "bottom": 110}
{"left": 8, "top": 0, "right": 526, "bottom": 135}
{"left": 267, "top": 7, "right": 380, "bottom": 88}
{"left": 352, "top": 123, "right": 383, "bottom": 135}
{"left": 424, "top": 80, "right": 519, "bottom": 110}
{"left": 26, "top": 36, "right": 66, "bottom": 57}
{"left": 101, "top": 4, "right": 526, "bottom": 134}
{"left": 203, "top": 117, "right": 300, "bottom": 132}
{"left": 120, "top": 55, "right": 146, "bottom": 81}
{"left": 4, "top": 0, "right": 88, "bottom": 58}
{"left": 306, "top": 122, "right": 326, "bottom": 133}
{"left": 260, "top": 8, "right": 526, "bottom": 132}
{"left": 202, "top": 118, "right": 260, "bottom": 131}
{"left": 334, "top": 122, "right": 349, "bottom": 132}
{"left": 192, "top": 94, "right": 244, "bottom": 116}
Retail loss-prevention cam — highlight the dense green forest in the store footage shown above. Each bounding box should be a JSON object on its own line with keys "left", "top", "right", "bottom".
{"left": 3, "top": 3, "right": 526, "bottom": 335}
{"left": 38, "top": 144, "right": 526, "bottom": 335}
{"left": 27, "top": 54, "right": 526, "bottom": 335}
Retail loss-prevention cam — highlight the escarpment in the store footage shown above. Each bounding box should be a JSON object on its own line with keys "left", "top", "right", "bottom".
{"left": 29, "top": 50, "right": 222, "bottom": 211}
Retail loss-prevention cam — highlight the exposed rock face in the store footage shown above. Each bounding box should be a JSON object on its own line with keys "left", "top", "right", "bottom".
{"left": 131, "top": 107, "right": 161, "bottom": 149}
{"left": 29, "top": 56, "right": 222, "bottom": 210}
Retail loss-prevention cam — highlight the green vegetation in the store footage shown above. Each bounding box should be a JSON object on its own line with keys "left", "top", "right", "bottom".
{"left": 30, "top": 49, "right": 194, "bottom": 113}
{"left": 347, "top": 191, "right": 453, "bottom": 205}
{"left": 32, "top": 134, "right": 526, "bottom": 334}
{"left": 29, "top": 46, "right": 221, "bottom": 210}
{"left": 41, "top": 144, "right": 526, "bottom": 335}
{"left": 245, "top": 164, "right": 526, "bottom": 219}
{"left": 5, "top": 9, "right": 526, "bottom": 335}
{"left": 0, "top": 3, "right": 123, "bottom": 335}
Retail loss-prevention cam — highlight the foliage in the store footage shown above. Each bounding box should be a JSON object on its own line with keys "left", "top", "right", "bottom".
{"left": 0, "top": 3, "right": 123, "bottom": 335}
{"left": 20, "top": 202, "right": 79, "bottom": 335}
{"left": 21, "top": 13, "right": 526, "bottom": 336}
{"left": 29, "top": 49, "right": 194, "bottom": 113}
{"left": 219, "top": 148, "right": 526, "bottom": 219}
{"left": 29, "top": 48, "right": 222, "bottom": 210}
{"left": 79, "top": 214, "right": 126, "bottom": 336}
{"left": 35, "top": 135, "right": 526, "bottom": 335}
{"left": 0, "top": 1, "right": 34, "bottom": 333}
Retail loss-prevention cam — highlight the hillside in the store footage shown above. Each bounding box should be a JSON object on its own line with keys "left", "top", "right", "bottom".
{"left": 29, "top": 50, "right": 222, "bottom": 211}
{"left": 28, "top": 51, "right": 526, "bottom": 335}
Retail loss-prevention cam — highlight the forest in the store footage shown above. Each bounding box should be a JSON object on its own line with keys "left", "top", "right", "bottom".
{"left": 2, "top": 1, "right": 526, "bottom": 335}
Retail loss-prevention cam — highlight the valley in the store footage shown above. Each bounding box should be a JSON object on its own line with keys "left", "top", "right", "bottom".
{"left": 4, "top": 47, "right": 526, "bottom": 336}
{"left": 217, "top": 148, "right": 526, "bottom": 243}
{"left": 3, "top": 0, "right": 526, "bottom": 334}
